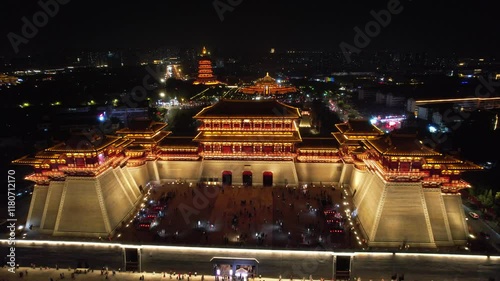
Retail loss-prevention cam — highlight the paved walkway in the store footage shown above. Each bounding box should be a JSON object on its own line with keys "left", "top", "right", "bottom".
{"left": 0, "top": 267, "right": 300, "bottom": 281}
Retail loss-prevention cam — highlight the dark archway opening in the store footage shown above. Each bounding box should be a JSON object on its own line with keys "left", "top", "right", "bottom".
{"left": 243, "top": 171, "right": 252, "bottom": 186}
{"left": 263, "top": 171, "right": 273, "bottom": 187}
{"left": 222, "top": 171, "right": 232, "bottom": 186}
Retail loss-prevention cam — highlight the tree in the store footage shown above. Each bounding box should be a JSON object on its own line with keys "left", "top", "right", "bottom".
{"left": 478, "top": 189, "right": 494, "bottom": 208}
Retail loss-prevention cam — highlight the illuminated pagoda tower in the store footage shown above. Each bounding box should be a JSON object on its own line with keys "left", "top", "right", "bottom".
{"left": 240, "top": 72, "right": 297, "bottom": 95}
{"left": 11, "top": 132, "right": 141, "bottom": 237}
{"left": 193, "top": 46, "right": 220, "bottom": 85}
{"left": 332, "top": 119, "right": 483, "bottom": 248}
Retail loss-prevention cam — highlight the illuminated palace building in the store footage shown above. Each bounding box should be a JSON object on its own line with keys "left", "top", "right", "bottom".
{"left": 193, "top": 47, "right": 221, "bottom": 85}
{"left": 240, "top": 72, "right": 297, "bottom": 96}
{"left": 14, "top": 100, "right": 482, "bottom": 248}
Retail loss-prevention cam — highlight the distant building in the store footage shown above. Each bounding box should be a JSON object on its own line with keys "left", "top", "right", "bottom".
{"left": 0, "top": 73, "right": 19, "bottom": 86}
{"left": 385, "top": 93, "right": 406, "bottom": 107}
{"left": 373, "top": 92, "right": 405, "bottom": 107}
{"left": 239, "top": 72, "right": 297, "bottom": 95}
{"left": 193, "top": 47, "right": 221, "bottom": 85}
{"left": 109, "top": 107, "right": 149, "bottom": 127}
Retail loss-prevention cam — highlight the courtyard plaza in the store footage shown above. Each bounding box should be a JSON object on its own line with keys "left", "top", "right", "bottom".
{"left": 115, "top": 181, "right": 357, "bottom": 249}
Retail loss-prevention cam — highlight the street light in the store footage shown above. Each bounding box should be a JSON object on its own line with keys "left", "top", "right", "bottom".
{"left": 159, "top": 92, "right": 165, "bottom": 98}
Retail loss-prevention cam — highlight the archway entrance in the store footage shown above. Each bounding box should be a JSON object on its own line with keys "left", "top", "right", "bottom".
{"left": 263, "top": 171, "right": 273, "bottom": 187}
{"left": 222, "top": 171, "right": 232, "bottom": 186}
{"left": 242, "top": 171, "right": 252, "bottom": 186}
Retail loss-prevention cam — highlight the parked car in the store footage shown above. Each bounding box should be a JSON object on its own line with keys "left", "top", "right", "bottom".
{"left": 469, "top": 212, "right": 480, "bottom": 219}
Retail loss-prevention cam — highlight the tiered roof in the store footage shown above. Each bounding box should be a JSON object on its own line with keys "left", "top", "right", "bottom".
{"left": 193, "top": 131, "right": 302, "bottom": 143}
{"left": 335, "top": 119, "right": 385, "bottom": 137}
{"left": 116, "top": 119, "right": 171, "bottom": 146}
{"left": 193, "top": 47, "right": 221, "bottom": 85}
{"left": 194, "top": 99, "right": 301, "bottom": 119}
{"left": 364, "top": 134, "right": 441, "bottom": 157}
{"left": 159, "top": 136, "right": 199, "bottom": 150}
{"left": 298, "top": 138, "right": 339, "bottom": 150}
{"left": 332, "top": 119, "right": 385, "bottom": 146}
{"left": 423, "top": 155, "right": 483, "bottom": 170}
{"left": 158, "top": 136, "right": 200, "bottom": 161}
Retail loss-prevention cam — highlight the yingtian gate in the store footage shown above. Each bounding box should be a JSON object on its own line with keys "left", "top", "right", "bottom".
{"left": 13, "top": 99, "right": 482, "bottom": 248}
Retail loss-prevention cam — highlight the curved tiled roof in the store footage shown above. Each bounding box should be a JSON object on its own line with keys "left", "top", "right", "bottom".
{"left": 194, "top": 99, "right": 301, "bottom": 118}
{"left": 365, "top": 134, "right": 441, "bottom": 156}
{"left": 335, "top": 119, "right": 385, "bottom": 136}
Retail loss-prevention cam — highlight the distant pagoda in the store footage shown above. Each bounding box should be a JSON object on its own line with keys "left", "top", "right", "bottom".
{"left": 193, "top": 47, "right": 220, "bottom": 85}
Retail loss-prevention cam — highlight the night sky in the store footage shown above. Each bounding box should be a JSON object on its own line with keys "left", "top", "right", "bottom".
{"left": 1, "top": 0, "right": 500, "bottom": 57}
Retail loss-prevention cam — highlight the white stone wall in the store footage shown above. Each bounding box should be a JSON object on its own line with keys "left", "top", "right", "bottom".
{"left": 443, "top": 194, "right": 468, "bottom": 244}
{"left": 128, "top": 164, "right": 151, "bottom": 190}
{"left": 349, "top": 167, "right": 371, "bottom": 193}
{"left": 375, "top": 182, "right": 432, "bottom": 244}
{"left": 26, "top": 185, "right": 48, "bottom": 228}
{"left": 99, "top": 168, "right": 135, "bottom": 231}
{"left": 348, "top": 170, "right": 467, "bottom": 248}
{"left": 40, "top": 181, "right": 64, "bottom": 231}
{"left": 350, "top": 169, "right": 382, "bottom": 240}
{"left": 53, "top": 177, "right": 107, "bottom": 235}
{"left": 157, "top": 161, "right": 202, "bottom": 182}
{"left": 200, "top": 160, "right": 298, "bottom": 186}
{"left": 294, "top": 162, "right": 343, "bottom": 184}
{"left": 122, "top": 167, "right": 140, "bottom": 197}
{"left": 33, "top": 167, "right": 146, "bottom": 237}
{"left": 147, "top": 161, "right": 160, "bottom": 182}
{"left": 424, "top": 189, "right": 453, "bottom": 244}
{"left": 114, "top": 167, "right": 138, "bottom": 204}
{"left": 340, "top": 164, "right": 354, "bottom": 185}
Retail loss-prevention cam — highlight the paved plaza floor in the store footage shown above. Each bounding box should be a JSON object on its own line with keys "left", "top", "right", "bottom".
{"left": 0, "top": 267, "right": 281, "bottom": 281}
{"left": 114, "top": 183, "right": 356, "bottom": 250}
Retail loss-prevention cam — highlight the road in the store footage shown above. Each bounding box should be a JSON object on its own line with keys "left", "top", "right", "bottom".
{"left": 463, "top": 204, "right": 500, "bottom": 253}
{"left": 2, "top": 241, "right": 499, "bottom": 280}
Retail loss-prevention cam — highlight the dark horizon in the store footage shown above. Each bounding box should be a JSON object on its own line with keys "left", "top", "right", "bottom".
{"left": 1, "top": 0, "right": 500, "bottom": 59}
